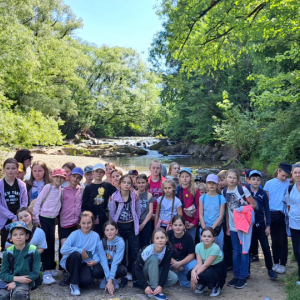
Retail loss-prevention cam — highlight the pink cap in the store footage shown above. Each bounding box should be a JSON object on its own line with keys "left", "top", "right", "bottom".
{"left": 52, "top": 168, "right": 67, "bottom": 178}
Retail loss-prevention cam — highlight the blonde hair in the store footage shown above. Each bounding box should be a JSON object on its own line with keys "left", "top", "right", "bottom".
{"left": 217, "top": 170, "right": 227, "bottom": 180}
{"left": 149, "top": 159, "right": 162, "bottom": 181}
{"left": 226, "top": 169, "right": 240, "bottom": 182}
{"left": 168, "top": 162, "right": 180, "bottom": 176}
{"left": 179, "top": 171, "right": 197, "bottom": 196}
{"left": 198, "top": 183, "right": 206, "bottom": 191}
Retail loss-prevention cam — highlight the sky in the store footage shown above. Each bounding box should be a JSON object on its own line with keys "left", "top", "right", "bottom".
{"left": 64, "top": 0, "right": 163, "bottom": 63}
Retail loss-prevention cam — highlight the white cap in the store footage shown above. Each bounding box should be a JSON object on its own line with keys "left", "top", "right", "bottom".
{"left": 93, "top": 163, "right": 105, "bottom": 172}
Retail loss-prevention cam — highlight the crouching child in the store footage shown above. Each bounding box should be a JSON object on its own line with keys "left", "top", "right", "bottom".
{"left": 0, "top": 221, "right": 41, "bottom": 300}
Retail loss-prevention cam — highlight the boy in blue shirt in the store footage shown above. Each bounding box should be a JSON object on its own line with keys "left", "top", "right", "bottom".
{"left": 248, "top": 170, "right": 278, "bottom": 280}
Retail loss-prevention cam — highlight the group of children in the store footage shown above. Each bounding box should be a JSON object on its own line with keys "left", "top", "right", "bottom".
{"left": 0, "top": 150, "right": 300, "bottom": 299}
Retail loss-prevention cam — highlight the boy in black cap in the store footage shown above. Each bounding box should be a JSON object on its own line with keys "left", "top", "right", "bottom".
{"left": 264, "top": 162, "right": 292, "bottom": 274}
{"left": 0, "top": 221, "right": 41, "bottom": 299}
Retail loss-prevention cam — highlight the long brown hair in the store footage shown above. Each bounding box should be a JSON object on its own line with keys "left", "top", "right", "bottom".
{"left": 27, "top": 161, "right": 51, "bottom": 186}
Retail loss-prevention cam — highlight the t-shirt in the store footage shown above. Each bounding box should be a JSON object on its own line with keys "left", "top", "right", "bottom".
{"left": 195, "top": 242, "right": 223, "bottom": 265}
{"left": 141, "top": 244, "right": 166, "bottom": 264}
{"left": 224, "top": 186, "right": 251, "bottom": 231}
{"left": 200, "top": 194, "right": 226, "bottom": 226}
{"left": 6, "top": 227, "right": 47, "bottom": 249}
{"left": 167, "top": 230, "right": 194, "bottom": 261}
{"left": 286, "top": 184, "right": 300, "bottom": 230}
{"left": 157, "top": 196, "right": 182, "bottom": 222}
{"left": 81, "top": 182, "right": 117, "bottom": 219}
{"left": 264, "top": 178, "right": 290, "bottom": 212}
{"left": 149, "top": 179, "right": 163, "bottom": 213}
{"left": 139, "top": 191, "right": 155, "bottom": 223}
{"left": 119, "top": 196, "right": 133, "bottom": 222}
{"left": 29, "top": 180, "right": 45, "bottom": 203}
{"left": 4, "top": 179, "right": 20, "bottom": 215}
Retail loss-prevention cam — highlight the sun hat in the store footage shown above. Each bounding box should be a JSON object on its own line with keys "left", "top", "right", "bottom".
{"left": 179, "top": 168, "right": 192, "bottom": 176}
{"left": 206, "top": 174, "right": 219, "bottom": 184}
{"left": 71, "top": 167, "right": 84, "bottom": 178}
{"left": 93, "top": 163, "right": 105, "bottom": 172}
{"left": 84, "top": 165, "right": 93, "bottom": 174}
{"left": 249, "top": 170, "right": 262, "bottom": 178}
{"left": 6, "top": 221, "right": 32, "bottom": 243}
{"left": 52, "top": 168, "right": 67, "bottom": 178}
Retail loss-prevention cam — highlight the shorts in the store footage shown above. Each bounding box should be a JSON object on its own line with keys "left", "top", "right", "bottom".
{"left": 59, "top": 225, "right": 77, "bottom": 240}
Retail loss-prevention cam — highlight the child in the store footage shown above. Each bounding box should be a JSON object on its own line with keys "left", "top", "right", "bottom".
{"left": 243, "top": 169, "right": 252, "bottom": 186}
{"left": 83, "top": 165, "right": 93, "bottom": 187}
{"left": 197, "top": 183, "right": 207, "bottom": 196}
{"left": 26, "top": 161, "right": 51, "bottom": 204}
{"left": 61, "top": 162, "right": 76, "bottom": 188}
{"left": 6, "top": 208, "right": 47, "bottom": 254}
{"left": 110, "top": 175, "right": 141, "bottom": 279}
{"left": 166, "top": 162, "right": 180, "bottom": 186}
{"left": 99, "top": 221, "right": 127, "bottom": 295}
{"left": 199, "top": 174, "right": 226, "bottom": 250}
{"left": 0, "top": 221, "right": 40, "bottom": 299}
{"left": 223, "top": 169, "right": 256, "bottom": 289}
{"left": 187, "top": 227, "right": 227, "bottom": 297}
{"left": 105, "top": 162, "right": 116, "bottom": 184}
{"left": 14, "top": 149, "right": 33, "bottom": 181}
{"left": 110, "top": 169, "right": 121, "bottom": 189}
{"left": 177, "top": 168, "right": 200, "bottom": 239}
{"left": 264, "top": 162, "right": 291, "bottom": 274}
{"left": 60, "top": 211, "right": 105, "bottom": 296}
{"left": 168, "top": 215, "right": 196, "bottom": 287}
{"left": 194, "top": 176, "right": 202, "bottom": 190}
{"left": 136, "top": 174, "right": 155, "bottom": 248}
{"left": 60, "top": 167, "right": 84, "bottom": 246}
{"left": 148, "top": 160, "right": 166, "bottom": 218}
{"left": 155, "top": 179, "right": 183, "bottom": 230}
{"left": 32, "top": 168, "right": 67, "bottom": 284}
{"left": 217, "top": 170, "right": 227, "bottom": 192}
{"left": 81, "top": 163, "right": 117, "bottom": 238}
{"left": 16, "top": 163, "right": 26, "bottom": 181}
{"left": 286, "top": 163, "right": 300, "bottom": 285}
{"left": 128, "top": 170, "right": 138, "bottom": 189}
{"left": 134, "top": 228, "right": 178, "bottom": 300}
{"left": 0, "top": 158, "right": 28, "bottom": 251}
{"left": 247, "top": 170, "right": 278, "bottom": 280}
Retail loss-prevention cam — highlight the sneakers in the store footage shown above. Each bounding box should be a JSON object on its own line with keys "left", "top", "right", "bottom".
{"left": 113, "top": 279, "right": 120, "bottom": 290}
{"left": 272, "top": 264, "right": 279, "bottom": 272}
{"left": 126, "top": 272, "right": 132, "bottom": 281}
{"left": 250, "top": 255, "right": 259, "bottom": 262}
{"left": 234, "top": 279, "right": 247, "bottom": 289}
{"left": 148, "top": 293, "right": 167, "bottom": 300}
{"left": 268, "top": 269, "right": 278, "bottom": 280}
{"left": 276, "top": 265, "right": 286, "bottom": 274}
{"left": 210, "top": 287, "right": 221, "bottom": 297}
{"left": 99, "top": 279, "right": 106, "bottom": 289}
{"left": 43, "top": 273, "right": 56, "bottom": 285}
{"left": 227, "top": 277, "right": 238, "bottom": 287}
{"left": 51, "top": 269, "right": 59, "bottom": 277}
{"left": 59, "top": 273, "right": 70, "bottom": 286}
{"left": 70, "top": 284, "right": 80, "bottom": 296}
{"left": 194, "top": 284, "right": 206, "bottom": 294}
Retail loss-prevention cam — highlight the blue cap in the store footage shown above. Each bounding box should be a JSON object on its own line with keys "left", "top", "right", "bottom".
{"left": 6, "top": 221, "right": 32, "bottom": 242}
{"left": 249, "top": 170, "right": 262, "bottom": 178}
{"left": 179, "top": 167, "right": 192, "bottom": 176}
{"left": 84, "top": 165, "right": 93, "bottom": 174}
{"left": 71, "top": 167, "right": 84, "bottom": 178}
{"left": 93, "top": 163, "right": 105, "bottom": 172}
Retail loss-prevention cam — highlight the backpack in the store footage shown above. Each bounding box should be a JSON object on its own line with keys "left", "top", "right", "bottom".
{"left": 6, "top": 244, "right": 43, "bottom": 290}
{"left": 221, "top": 185, "right": 247, "bottom": 202}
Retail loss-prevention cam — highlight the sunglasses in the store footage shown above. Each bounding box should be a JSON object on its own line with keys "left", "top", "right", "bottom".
{"left": 293, "top": 164, "right": 300, "bottom": 168}
{"left": 23, "top": 156, "right": 33, "bottom": 161}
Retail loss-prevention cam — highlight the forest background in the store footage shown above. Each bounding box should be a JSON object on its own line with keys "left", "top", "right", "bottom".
{"left": 1, "top": 0, "right": 300, "bottom": 169}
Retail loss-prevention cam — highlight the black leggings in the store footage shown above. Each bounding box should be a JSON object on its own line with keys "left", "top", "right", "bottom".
{"left": 97, "top": 264, "right": 127, "bottom": 279}
{"left": 291, "top": 228, "right": 300, "bottom": 278}
{"left": 66, "top": 252, "right": 104, "bottom": 287}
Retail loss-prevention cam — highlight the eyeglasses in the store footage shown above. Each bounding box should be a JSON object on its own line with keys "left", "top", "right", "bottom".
{"left": 23, "top": 156, "right": 33, "bottom": 161}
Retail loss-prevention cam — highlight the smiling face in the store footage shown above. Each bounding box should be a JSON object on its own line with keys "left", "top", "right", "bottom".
{"left": 32, "top": 164, "right": 45, "bottom": 182}
{"left": 292, "top": 167, "right": 300, "bottom": 183}
{"left": 105, "top": 165, "right": 114, "bottom": 177}
{"left": 79, "top": 216, "right": 93, "bottom": 234}
{"left": 17, "top": 211, "right": 32, "bottom": 226}
{"left": 218, "top": 177, "right": 227, "bottom": 189}
{"left": 10, "top": 228, "right": 29, "bottom": 247}
{"left": 104, "top": 224, "right": 118, "bottom": 241}
{"left": 70, "top": 174, "right": 82, "bottom": 188}
{"left": 226, "top": 172, "right": 238, "bottom": 187}
{"left": 52, "top": 175, "right": 65, "bottom": 187}
{"left": 137, "top": 178, "right": 147, "bottom": 193}
{"left": 153, "top": 230, "right": 168, "bottom": 248}
{"left": 201, "top": 229, "right": 215, "bottom": 246}
{"left": 172, "top": 219, "right": 185, "bottom": 236}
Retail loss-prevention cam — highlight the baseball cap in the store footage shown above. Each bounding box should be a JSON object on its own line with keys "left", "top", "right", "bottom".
{"left": 279, "top": 162, "right": 292, "bottom": 174}
{"left": 6, "top": 221, "right": 32, "bottom": 243}
{"left": 249, "top": 170, "right": 262, "bottom": 178}
{"left": 93, "top": 163, "right": 105, "bottom": 172}
{"left": 206, "top": 174, "right": 219, "bottom": 184}
{"left": 179, "top": 168, "right": 192, "bottom": 176}
{"left": 52, "top": 168, "right": 67, "bottom": 178}
{"left": 128, "top": 170, "right": 138, "bottom": 176}
{"left": 18, "top": 163, "right": 24, "bottom": 173}
{"left": 84, "top": 165, "right": 93, "bottom": 174}
{"left": 194, "top": 176, "right": 202, "bottom": 182}
{"left": 242, "top": 169, "right": 252, "bottom": 178}
{"left": 71, "top": 167, "right": 84, "bottom": 178}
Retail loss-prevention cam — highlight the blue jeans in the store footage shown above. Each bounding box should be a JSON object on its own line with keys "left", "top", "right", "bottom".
{"left": 186, "top": 227, "right": 196, "bottom": 240}
{"left": 199, "top": 227, "right": 224, "bottom": 251}
{"left": 230, "top": 231, "right": 249, "bottom": 279}
{"left": 176, "top": 259, "right": 197, "bottom": 287}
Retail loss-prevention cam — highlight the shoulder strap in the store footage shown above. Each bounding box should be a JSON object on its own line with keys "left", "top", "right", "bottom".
{"left": 176, "top": 185, "right": 180, "bottom": 198}
{"left": 60, "top": 187, "right": 64, "bottom": 205}
{"left": 147, "top": 192, "right": 152, "bottom": 202}
{"left": 180, "top": 187, "right": 185, "bottom": 208}
{"left": 6, "top": 250, "right": 15, "bottom": 274}
{"left": 28, "top": 226, "right": 37, "bottom": 243}
{"left": 40, "top": 184, "right": 53, "bottom": 209}
{"left": 237, "top": 185, "right": 247, "bottom": 201}
{"left": 102, "top": 237, "right": 108, "bottom": 251}
{"left": 288, "top": 184, "right": 294, "bottom": 194}
{"left": 222, "top": 187, "right": 228, "bottom": 198}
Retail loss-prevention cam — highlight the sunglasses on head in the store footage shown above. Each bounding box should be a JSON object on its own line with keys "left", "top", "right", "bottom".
{"left": 293, "top": 164, "right": 300, "bottom": 168}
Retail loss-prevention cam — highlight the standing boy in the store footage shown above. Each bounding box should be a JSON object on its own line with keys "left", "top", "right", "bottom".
{"left": 248, "top": 170, "right": 278, "bottom": 280}
{"left": 83, "top": 165, "right": 93, "bottom": 187}
{"left": 0, "top": 221, "right": 41, "bottom": 300}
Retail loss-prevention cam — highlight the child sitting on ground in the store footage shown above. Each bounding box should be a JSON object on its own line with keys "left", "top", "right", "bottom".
{"left": 0, "top": 221, "right": 41, "bottom": 299}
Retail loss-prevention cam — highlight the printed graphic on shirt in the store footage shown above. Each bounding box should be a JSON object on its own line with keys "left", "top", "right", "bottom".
{"left": 173, "top": 243, "right": 183, "bottom": 251}
{"left": 119, "top": 202, "right": 133, "bottom": 222}
{"left": 226, "top": 193, "right": 247, "bottom": 212}
{"left": 31, "top": 191, "right": 38, "bottom": 201}
{"left": 140, "top": 198, "right": 148, "bottom": 211}
{"left": 106, "top": 245, "right": 116, "bottom": 263}
{"left": 94, "top": 187, "right": 105, "bottom": 205}
{"left": 4, "top": 190, "right": 20, "bottom": 205}
{"left": 149, "top": 187, "right": 162, "bottom": 200}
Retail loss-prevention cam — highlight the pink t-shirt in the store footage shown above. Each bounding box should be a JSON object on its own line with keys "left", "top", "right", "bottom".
{"left": 148, "top": 176, "right": 166, "bottom": 213}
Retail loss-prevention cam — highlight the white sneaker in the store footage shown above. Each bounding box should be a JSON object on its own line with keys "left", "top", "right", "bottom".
{"left": 276, "top": 265, "right": 286, "bottom": 274}
{"left": 43, "top": 273, "right": 56, "bottom": 284}
{"left": 51, "top": 269, "right": 59, "bottom": 277}
{"left": 70, "top": 284, "right": 81, "bottom": 296}
{"left": 195, "top": 284, "right": 206, "bottom": 294}
{"left": 126, "top": 272, "right": 132, "bottom": 281}
{"left": 210, "top": 287, "right": 221, "bottom": 297}
{"left": 113, "top": 279, "right": 120, "bottom": 289}
{"left": 99, "top": 279, "right": 107, "bottom": 289}
{"left": 272, "top": 264, "right": 279, "bottom": 272}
